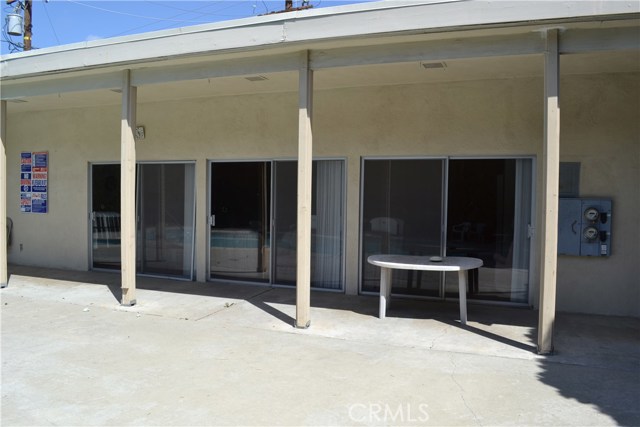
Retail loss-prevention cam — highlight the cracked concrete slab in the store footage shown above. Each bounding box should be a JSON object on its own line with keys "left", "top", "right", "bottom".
{"left": 2, "top": 267, "right": 639, "bottom": 426}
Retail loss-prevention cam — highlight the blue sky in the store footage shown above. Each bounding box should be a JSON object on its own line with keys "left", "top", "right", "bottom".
{"left": 1, "top": 0, "right": 376, "bottom": 54}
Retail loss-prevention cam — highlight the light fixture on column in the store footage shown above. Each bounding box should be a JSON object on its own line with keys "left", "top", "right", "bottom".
{"left": 135, "top": 126, "right": 145, "bottom": 140}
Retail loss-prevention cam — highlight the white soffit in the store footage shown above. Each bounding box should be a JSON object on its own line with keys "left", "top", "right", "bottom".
{"left": 6, "top": 50, "right": 638, "bottom": 114}
{"left": 2, "top": 23, "right": 638, "bottom": 102}
{"left": 0, "top": 1, "right": 638, "bottom": 104}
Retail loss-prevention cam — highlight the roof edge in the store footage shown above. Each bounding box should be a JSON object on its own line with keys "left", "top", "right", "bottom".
{"left": 2, "top": 0, "right": 639, "bottom": 80}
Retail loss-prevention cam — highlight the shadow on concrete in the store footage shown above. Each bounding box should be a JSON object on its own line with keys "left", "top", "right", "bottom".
{"left": 7, "top": 263, "right": 536, "bottom": 337}
{"left": 7, "top": 264, "right": 640, "bottom": 425}
{"left": 7, "top": 265, "right": 542, "bottom": 356}
{"left": 527, "top": 313, "right": 640, "bottom": 426}
{"left": 456, "top": 323, "right": 538, "bottom": 353}
{"left": 245, "top": 289, "right": 296, "bottom": 327}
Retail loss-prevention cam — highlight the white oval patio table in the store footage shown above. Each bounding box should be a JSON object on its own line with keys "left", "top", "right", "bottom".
{"left": 367, "top": 255, "right": 483, "bottom": 325}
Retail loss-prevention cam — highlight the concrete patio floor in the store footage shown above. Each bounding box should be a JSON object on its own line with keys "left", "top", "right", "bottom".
{"left": 1, "top": 265, "right": 639, "bottom": 426}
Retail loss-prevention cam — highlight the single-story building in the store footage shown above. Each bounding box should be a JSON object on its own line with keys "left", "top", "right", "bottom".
{"left": 1, "top": 0, "right": 639, "bottom": 353}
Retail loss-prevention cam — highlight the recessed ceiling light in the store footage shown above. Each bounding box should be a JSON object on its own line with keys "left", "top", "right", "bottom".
{"left": 421, "top": 62, "right": 447, "bottom": 70}
{"left": 245, "top": 75, "right": 268, "bottom": 82}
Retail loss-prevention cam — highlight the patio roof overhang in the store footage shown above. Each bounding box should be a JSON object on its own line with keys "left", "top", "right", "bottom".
{"left": 1, "top": 0, "right": 639, "bottom": 354}
{"left": 1, "top": 0, "right": 639, "bottom": 104}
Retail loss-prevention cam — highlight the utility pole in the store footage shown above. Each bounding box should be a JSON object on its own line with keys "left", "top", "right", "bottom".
{"left": 261, "top": 0, "right": 311, "bottom": 16}
{"left": 23, "top": 0, "right": 32, "bottom": 51}
{"left": 6, "top": 0, "right": 32, "bottom": 51}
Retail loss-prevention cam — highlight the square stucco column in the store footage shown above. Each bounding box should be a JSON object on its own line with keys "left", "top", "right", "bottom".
{"left": 538, "top": 29, "right": 560, "bottom": 354}
{"left": 296, "top": 51, "right": 313, "bottom": 329}
{"left": 121, "top": 71, "right": 137, "bottom": 306}
{"left": 0, "top": 101, "right": 7, "bottom": 288}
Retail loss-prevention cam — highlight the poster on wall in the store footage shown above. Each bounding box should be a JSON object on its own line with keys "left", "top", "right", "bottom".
{"left": 20, "top": 151, "right": 48, "bottom": 214}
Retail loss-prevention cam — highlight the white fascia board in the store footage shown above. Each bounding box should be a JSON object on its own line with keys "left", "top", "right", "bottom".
{"left": 1, "top": 0, "right": 638, "bottom": 81}
{"left": 283, "top": 1, "right": 639, "bottom": 43}
{"left": 0, "top": 22, "right": 287, "bottom": 79}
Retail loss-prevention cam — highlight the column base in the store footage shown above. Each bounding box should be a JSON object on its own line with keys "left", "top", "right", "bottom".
{"left": 294, "top": 320, "right": 310, "bottom": 329}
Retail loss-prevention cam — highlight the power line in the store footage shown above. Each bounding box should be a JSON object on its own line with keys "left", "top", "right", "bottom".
{"left": 1, "top": 26, "right": 24, "bottom": 53}
{"left": 107, "top": 1, "right": 241, "bottom": 38}
{"left": 141, "top": 0, "right": 231, "bottom": 17}
{"left": 109, "top": 1, "right": 257, "bottom": 38}
{"left": 1, "top": 0, "right": 369, "bottom": 54}
{"left": 42, "top": 0, "right": 61, "bottom": 45}
{"left": 261, "top": 0, "right": 270, "bottom": 14}
{"left": 64, "top": 0, "right": 213, "bottom": 24}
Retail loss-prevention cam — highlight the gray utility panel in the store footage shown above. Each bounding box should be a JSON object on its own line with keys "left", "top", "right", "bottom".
{"left": 558, "top": 198, "right": 612, "bottom": 257}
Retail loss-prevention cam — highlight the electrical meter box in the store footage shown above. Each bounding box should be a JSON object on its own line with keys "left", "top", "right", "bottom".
{"left": 558, "top": 198, "right": 612, "bottom": 257}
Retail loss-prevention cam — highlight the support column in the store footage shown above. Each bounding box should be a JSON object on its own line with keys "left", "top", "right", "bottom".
{"left": 295, "top": 51, "right": 313, "bottom": 328}
{"left": 538, "top": 29, "right": 560, "bottom": 354}
{"left": 195, "top": 158, "right": 208, "bottom": 283}
{"left": 0, "top": 101, "right": 7, "bottom": 288}
{"left": 121, "top": 71, "right": 137, "bottom": 306}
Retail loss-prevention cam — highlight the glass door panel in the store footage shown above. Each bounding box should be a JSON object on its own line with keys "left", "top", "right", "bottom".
{"left": 210, "top": 162, "right": 271, "bottom": 283}
{"left": 137, "top": 163, "right": 195, "bottom": 279}
{"left": 273, "top": 160, "right": 345, "bottom": 290}
{"left": 91, "top": 164, "right": 121, "bottom": 270}
{"left": 361, "top": 159, "right": 444, "bottom": 297}
{"left": 445, "top": 158, "right": 532, "bottom": 303}
{"left": 272, "top": 162, "right": 297, "bottom": 285}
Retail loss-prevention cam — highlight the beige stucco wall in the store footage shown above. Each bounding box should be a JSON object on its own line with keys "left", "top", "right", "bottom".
{"left": 6, "top": 104, "right": 120, "bottom": 271}
{"left": 556, "top": 73, "right": 640, "bottom": 317}
{"left": 5, "top": 72, "right": 639, "bottom": 316}
{"left": 312, "top": 77, "right": 543, "bottom": 301}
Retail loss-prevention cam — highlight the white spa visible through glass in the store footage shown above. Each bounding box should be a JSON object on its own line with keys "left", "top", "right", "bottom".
{"left": 90, "top": 162, "right": 196, "bottom": 280}
{"left": 209, "top": 160, "right": 345, "bottom": 290}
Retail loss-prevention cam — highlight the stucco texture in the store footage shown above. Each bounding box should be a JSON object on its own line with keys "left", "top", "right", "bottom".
{"left": 5, "top": 72, "right": 639, "bottom": 316}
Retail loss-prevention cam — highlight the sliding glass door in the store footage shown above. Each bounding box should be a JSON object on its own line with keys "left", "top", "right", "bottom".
{"left": 90, "top": 162, "right": 196, "bottom": 280}
{"left": 361, "top": 159, "right": 444, "bottom": 297}
{"left": 273, "top": 160, "right": 344, "bottom": 289}
{"left": 137, "top": 163, "right": 196, "bottom": 279}
{"left": 445, "top": 158, "right": 532, "bottom": 303}
{"left": 361, "top": 157, "right": 533, "bottom": 304}
{"left": 209, "top": 160, "right": 345, "bottom": 290}
{"left": 210, "top": 162, "right": 271, "bottom": 283}
{"left": 91, "top": 164, "right": 121, "bottom": 270}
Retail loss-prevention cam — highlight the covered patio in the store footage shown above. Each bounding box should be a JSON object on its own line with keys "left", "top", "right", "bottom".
{"left": 2, "top": 263, "right": 639, "bottom": 425}
{"left": 0, "top": 263, "right": 627, "bottom": 361}
{"left": 1, "top": 0, "right": 638, "bottom": 357}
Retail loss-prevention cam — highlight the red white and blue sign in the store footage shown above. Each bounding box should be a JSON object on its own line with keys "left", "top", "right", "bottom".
{"left": 20, "top": 151, "right": 48, "bottom": 214}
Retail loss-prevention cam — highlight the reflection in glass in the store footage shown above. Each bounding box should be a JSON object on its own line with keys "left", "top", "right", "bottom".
{"left": 91, "top": 163, "right": 196, "bottom": 279}
{"left": 137, "top": 163, "right": 195, "bottom": 279}
{"left": 273, "top": 160, "right": 344, "bottom": 289}
{"left": 445, "top": 159, "right": 531, "bottom": 303}
{"left": 91, "top": 164, "right": 121, "bottom": 270}
{"left": 210, "top": 162, "right": 271, "bottom": 282}
{"left": 361, "top": 159, "right": 444, "bottom": 296}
